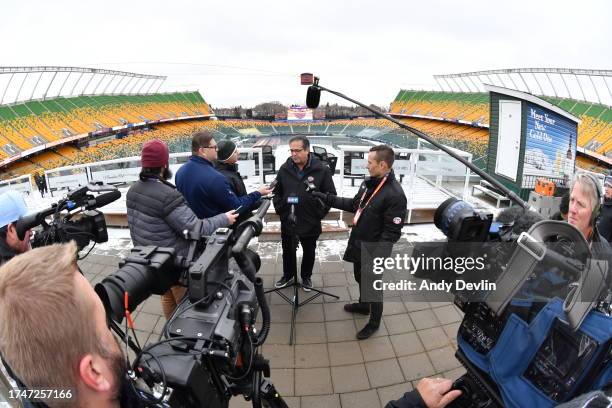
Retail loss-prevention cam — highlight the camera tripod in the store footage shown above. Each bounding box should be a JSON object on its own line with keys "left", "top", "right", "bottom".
{"left": 266, "top": 203, "right": 339, "bottom": 344}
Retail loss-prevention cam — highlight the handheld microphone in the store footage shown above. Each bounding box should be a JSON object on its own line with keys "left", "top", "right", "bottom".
{"left": 303, "top": 180, "right": 316, "bottom": 192}
{"left": 269, "top": 178, "right": 279, "bottom": 191}
{"left": 306, "top": 86, "right": 321, "bottom": 109}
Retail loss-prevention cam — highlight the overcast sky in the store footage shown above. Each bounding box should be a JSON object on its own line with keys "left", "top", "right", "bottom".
{"left": 2, "top": 0, "right": 610, "bottom": 107}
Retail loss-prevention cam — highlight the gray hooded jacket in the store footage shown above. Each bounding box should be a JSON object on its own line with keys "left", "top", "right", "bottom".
{"left": 126, "top": 177, "right": 228, "bottom": 256}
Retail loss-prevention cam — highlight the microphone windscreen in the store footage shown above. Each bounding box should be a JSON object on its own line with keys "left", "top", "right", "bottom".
{"left": 93, "top": 190, "right": 121, "bottom": 208}
{"left": 306, "top": 86, "right": 321, "bottom": 109}
{"left": 495, "top": 207, "right": 544, "bottom": 234}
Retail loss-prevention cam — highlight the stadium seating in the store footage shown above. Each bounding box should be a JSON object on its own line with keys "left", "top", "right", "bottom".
{"left": 391, "top": 90, "right": 489, "bottom": 124}
{"left": 8, "top": 112, "right": 596, "bottom": 178}
{"left": 0, "top": 92, "right": 211, "bottom": 153}
{"left": 575, "top": 155, "right": 608, "bottom": 173}
{"left": 391, "top": 91, "right": 611, "bottom": 157}
{"left": 1, "top": 111, "right": 607, "bottom": 180}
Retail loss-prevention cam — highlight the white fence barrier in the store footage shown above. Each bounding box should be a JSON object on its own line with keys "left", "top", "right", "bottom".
{"left": 338, "top": 143, "right": 473, "bottom": 223}
{"left": 44, "top": 148, "right": 265, "bottom": 196}
{"left": 0, "top": 175, "right": 33, "bottom": 195}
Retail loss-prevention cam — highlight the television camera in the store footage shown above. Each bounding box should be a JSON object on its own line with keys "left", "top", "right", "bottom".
{"left": 95, "top": 198, "right": 288, "bottom": 408}
{"left": 15, "top": 182, "right": 120, "bottom": 251}
{"left": 430, "top": 198, "right": 611, "bottom": 408}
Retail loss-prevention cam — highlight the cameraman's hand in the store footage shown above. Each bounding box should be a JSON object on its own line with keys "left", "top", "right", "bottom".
{"left": 416, "top": 378, "right": 462, "bottom": 408}
{"left": 225, "top": 210, "right": 239, "bottom": 225}
{"left": 258, "top": 184, "right": 273, "bottom": 196}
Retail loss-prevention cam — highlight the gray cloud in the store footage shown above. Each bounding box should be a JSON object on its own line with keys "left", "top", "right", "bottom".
{"left": 1, "top": 0, "right": 609, "bottom": 107}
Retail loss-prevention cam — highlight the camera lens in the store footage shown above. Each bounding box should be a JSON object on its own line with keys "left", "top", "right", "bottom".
{"left": 95, "top": 247, "right": 179, "bottom": 322}
{"left": 435, "top": 198, "right": 474, "bottom": 240}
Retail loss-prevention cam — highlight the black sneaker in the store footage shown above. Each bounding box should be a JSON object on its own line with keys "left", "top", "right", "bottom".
{"left": 343, "top": 302, "right": 370, "bottom": 315}
{"left": 302, "top": 278, "right": 312, "bottom": 292}
{"left": 274, "top": 276, "right": 294, "bottom": 288}
{"left": 356, "top": 322, "right": 379, "bottom": 340}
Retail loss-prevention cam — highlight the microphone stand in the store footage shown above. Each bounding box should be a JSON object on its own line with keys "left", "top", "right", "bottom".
{"left": 265, "top": 202, "right": 339, "bottom": 345}
{"left": 310, "top": 82, "right": 528, "bottom": 209}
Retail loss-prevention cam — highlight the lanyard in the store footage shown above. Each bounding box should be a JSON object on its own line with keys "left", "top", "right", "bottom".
{"left": 353, "top": 174, "right": 388, "bottom": 226}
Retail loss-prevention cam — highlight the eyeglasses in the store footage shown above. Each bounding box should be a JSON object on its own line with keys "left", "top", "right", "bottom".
{"left": 289, "top": 148, "right": 304, "bottom": 154}
{"left": 202, "top": 146, "right": 218, "bottom": 151}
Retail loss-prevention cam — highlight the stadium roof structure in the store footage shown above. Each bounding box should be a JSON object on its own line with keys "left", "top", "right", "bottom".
{"left": 434, "top": 68, "right": 612, "bottom": 107}
{"left": 0, "top": 66, "right": 167, "bottom": 106}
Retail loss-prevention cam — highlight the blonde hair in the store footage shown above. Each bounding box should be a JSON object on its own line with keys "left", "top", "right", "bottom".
{"left": 0, "top": 242, "right": 102, "bottom": 405}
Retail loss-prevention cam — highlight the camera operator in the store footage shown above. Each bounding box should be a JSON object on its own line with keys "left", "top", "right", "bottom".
{"left": 0, "top": 191, "right": 32, "bottom": 266}
{"left": 597, "top": 178, "right": 612, "bottom": 242}
{"left": 568, "top": 173, "right": 611, "bottom": 254}
{"left": 272, "top": 135, "right": 336, "bottom": 291}
{"left": 0, "top": 242, "right": 135, "bottom": 408}
{"left": 311, "top": 145, "right": 407, "bottom": 339}
{"left": 386, "top": 377, "right": 461, "bottom": 408}
{"left": 175, "top": 131, "right": 272, "bottom": 219}
{"left": 126, "top": 139, "right": 238, "bottom": 319}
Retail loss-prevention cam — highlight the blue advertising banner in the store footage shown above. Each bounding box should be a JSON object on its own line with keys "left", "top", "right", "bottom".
{"left": 522, "top": 103, "right": 576, "bottom": 186}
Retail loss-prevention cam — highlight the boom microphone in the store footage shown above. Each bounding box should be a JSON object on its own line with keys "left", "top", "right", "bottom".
{"left": 306, "top": 86, "right": 321, "bottom": 109}
{"left": 495, "top": 207, "right": 544, "bottom": 236}
{"left": 299, "top": 74, "right": 529, "bottom": 209}
{"left": 85, "top": 190, "right": 121, "bottom": 210}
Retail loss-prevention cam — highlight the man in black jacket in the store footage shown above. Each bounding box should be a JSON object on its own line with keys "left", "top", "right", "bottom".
{"left": 215, "top": 139, "right": 259, "bottom": 225}
{"left": 273, "top": 136, "right": 336, "bottom": 291}
{"left": 550, "top": 191, "right": 569, "bottom": 221}
{"left": 215, "top": 140, "right": 248, "bottom": 197}
{"left": 313, "top": 145, "right": 407, "bottom": 339}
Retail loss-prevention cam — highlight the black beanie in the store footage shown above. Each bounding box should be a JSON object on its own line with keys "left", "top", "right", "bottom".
{"left": 217, "top": 140, "right": 237, "bottom": 162}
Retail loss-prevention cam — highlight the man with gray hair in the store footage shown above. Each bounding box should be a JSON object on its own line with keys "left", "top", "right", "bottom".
{"left": 597, "top": 177, "right": 612, "bottom": 242}
{"left": 568, "top": 173, "right": 607, "bottom": 243}
{"left": 567, "top": 173, "right": 611, "bottom": 268}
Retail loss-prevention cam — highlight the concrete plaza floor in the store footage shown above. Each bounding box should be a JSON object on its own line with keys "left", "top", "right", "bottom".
{"left": 80, "top": 239, "right": 465, "bottom": 408}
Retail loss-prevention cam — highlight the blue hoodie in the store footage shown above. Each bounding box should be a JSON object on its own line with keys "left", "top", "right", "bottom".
{"left": 175, "top": 155, "right": 261, "bottom": 218}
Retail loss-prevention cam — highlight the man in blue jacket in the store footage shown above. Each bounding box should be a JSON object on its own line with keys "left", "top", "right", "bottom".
{"left": 176, "top": 131, "right": 272, "bottom": 219}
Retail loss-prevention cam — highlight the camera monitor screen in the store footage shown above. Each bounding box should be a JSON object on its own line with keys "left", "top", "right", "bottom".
{"left": 524, "top": 318, "right": 598, "bottom": 402}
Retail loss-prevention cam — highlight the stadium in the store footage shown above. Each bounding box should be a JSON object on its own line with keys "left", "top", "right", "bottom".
{"left": 0, "top": 63, "right": 611, "bottom": 407}
{"left": 0, "top": 67, "right": 608, "bottom": 186}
